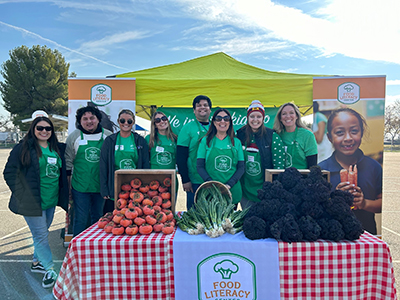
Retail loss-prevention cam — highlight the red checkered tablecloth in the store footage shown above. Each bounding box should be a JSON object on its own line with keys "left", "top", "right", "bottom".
{"left": 53, "top": 225, "right": 396, "bottom": 300}
{"left": 53, "top": 224, "right": 175, "bottom": 300}
{"left": 279, "top": 232, "right": 397, "bottom": 300}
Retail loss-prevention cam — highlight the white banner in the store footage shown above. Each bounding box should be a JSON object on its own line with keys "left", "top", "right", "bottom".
{"left": 173, "top": 228, "right": 280, "bottom": 300}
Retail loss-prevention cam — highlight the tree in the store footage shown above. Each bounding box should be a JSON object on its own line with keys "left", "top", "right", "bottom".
{"left": 384, "top": 100, "right": 400, "bottom": 149}
{"left": 0, "top": 45, "right": 70, "bottom": 129}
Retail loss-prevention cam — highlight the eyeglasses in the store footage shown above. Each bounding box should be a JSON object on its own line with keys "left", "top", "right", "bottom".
{"left": 154, "top": 116, "right": 168, "bottom": 124}
{"left": 36, "top": 126, "right": 52, "bottom": 132}
{"left": 119, "top": 118, "right": 133, "bottom": 124}
{"left": 214, "top": 115, "right": 230, "bottom": 122}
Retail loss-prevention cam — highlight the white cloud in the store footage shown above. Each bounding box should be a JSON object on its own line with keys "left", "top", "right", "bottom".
{"left": 175, "top": 0, "right": 400, "bottom": 64}
{"left": 387, "top": 80, "right": 400, "bottom": 86}
{"left": 385, "top": 94, "right": 400, "bottom": 106}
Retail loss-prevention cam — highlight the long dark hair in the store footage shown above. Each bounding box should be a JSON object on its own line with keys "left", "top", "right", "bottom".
{"left": 148, "top": 111, "right": 177, "bottom": 149}
{"left": 206, "top": 108, "right": 235, "bottom": 147}
{"left": 244, "top": 122, "right": 267, "bottom": 146}
{"left": 20, "top": 117, "right": 60, "bottom": 167}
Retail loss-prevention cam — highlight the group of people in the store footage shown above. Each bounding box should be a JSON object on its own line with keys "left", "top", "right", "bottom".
{"left": 2, "top": 95, "right": 382, "bottom": 289}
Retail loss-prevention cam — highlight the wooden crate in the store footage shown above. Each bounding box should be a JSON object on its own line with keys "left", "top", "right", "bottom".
{"left": 114, "top": 169, "right": 176, "bottom": 213}
{"left": 265, "top": 169, "right": 330, "bottom": 183}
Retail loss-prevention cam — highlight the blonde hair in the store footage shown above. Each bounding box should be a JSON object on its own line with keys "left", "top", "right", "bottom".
{"left": 273, "top": 102, "right": 309, "bottom": 134}
{"left": 148, "top": 112, "right": 177, "bottom": 149}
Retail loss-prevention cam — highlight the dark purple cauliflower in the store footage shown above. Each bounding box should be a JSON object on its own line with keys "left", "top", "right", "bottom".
{"left": 243, "top": 216, "right": 268, "bottom": 240}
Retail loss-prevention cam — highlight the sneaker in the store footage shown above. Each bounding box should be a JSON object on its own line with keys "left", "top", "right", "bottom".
{"left": 31, "top": 262, "right": 46, "bottom": 274}
{"left": 42, "top": 269, "right": 58, "bottom": 288}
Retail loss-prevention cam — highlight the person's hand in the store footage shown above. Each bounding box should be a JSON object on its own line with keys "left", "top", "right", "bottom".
{"left": 335, "top": 181, "right": 356, "bottom": 193}
{"left": 225, "top": 184, "right": 231, "bottom": 189}
{"left": 104, "top": 196, "right": 110, "bottom": 200}
{"left": 351, "top": 186, "right": 365, "bottom": 210}
{"left": 183, "top": 182, "right": 193, "bottom": 193}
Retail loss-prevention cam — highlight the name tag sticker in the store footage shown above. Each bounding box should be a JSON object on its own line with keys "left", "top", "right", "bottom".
{"left": 79, "top": 140, "right": 88, "bottom": 146}
{"left": 120, "top": 145, "right": 124, "bottom": 151}
{"left": 115, "top": 145, "right": 119, "bottom": 151}
{"left": 248, "top": 155, "right": 255, "bottom": 162}
{"left": 47, "top": 157, "right": 57, "bottom": 164}
{"left": 156, "top": 146, "right": 164, "bottom": 153}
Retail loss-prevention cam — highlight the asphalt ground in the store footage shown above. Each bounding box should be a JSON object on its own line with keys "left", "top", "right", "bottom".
{"left": 0, "top": 148, "right": 399, "bottom": 299}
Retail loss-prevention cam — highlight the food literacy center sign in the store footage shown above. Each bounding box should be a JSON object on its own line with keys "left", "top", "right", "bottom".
{"left": 197, "top": 253, "right": 256, "bottom": 300}
{"left": 337, "top": 82, "right": 360, "bottom": 104}
{"left": 91, "top": 83, "right": 112, "bottom": 106}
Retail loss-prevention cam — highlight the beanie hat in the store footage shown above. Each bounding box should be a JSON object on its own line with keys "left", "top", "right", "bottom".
{"left": 247, "top": 100, "right": 265, "bottom": 118}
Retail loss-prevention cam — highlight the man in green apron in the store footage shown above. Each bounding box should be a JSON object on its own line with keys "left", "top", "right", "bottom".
{"left": 65, "top": 106, "right": 112, "bottom": 236}
{"left": 177, "top": 95, "right": 212, "bottom": 210}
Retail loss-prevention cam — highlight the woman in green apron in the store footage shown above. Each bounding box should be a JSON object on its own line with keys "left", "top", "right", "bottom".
{"left": 273, "top": 102, "right": 318, "bottom": 169}
{"left": 4, "top": 116, "right": 68, "bottom": 289}
{"left": 145, "top": 111, "right": 178, "bottom": 192}
{"left": 100, "top": 109, "right": 149, "bottom": 213}
{"left": 197, "top": 109, "right": 244, "bottom": 206}
{"left": 236, "top": 100, "right": 286, "bottom": 209}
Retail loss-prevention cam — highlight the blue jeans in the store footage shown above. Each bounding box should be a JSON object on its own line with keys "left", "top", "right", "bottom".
{"left": 72, "top": 188, "right": 105, "bottom": 236}
{"left": 186, "top": 183, "right": 201, "bottom": 210}
{"left": 24, "top": 207, "right": 55, "bottom": 271}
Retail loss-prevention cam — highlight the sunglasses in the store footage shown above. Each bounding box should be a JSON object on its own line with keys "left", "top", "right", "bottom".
{"left": 119, "top": 118, "right": 133, "bottom": 124}
{"left": 154, "top": 116, "right": 168, "bottom": 124}
{"left": 36, "top": 126, "right": 52, "bottom": 132}
{"left": 214, "top": 115, "right": 230, "bottom": 122}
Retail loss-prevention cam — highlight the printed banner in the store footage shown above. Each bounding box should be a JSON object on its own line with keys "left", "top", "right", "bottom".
{"left": 158, "top": 107, "right": 279, "bottom": 135}
{"left": 68, "top": 78, "right": 136, "bottom": 134}
{"left": 173, "top": 228, "right": 280, "bottom": 300}
{"left": 313, "top": 76, "right": 385, "bottom": 236}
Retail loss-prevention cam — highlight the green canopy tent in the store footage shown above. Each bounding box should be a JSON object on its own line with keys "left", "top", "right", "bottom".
{"left": 111, "top": 52, "right": 324, "bottom": 119}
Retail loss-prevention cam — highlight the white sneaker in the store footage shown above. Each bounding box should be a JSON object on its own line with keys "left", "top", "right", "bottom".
{"left": 42, "top": 268, "right": 58, "bottom": 288}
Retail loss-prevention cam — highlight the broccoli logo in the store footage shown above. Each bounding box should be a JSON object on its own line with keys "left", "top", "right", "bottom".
{"left": 96, "top": 86, "right": 107, "bottom": 94}
{"left": 343, "top": 84, "right": 354, "bottom": 92}
{"left": 213, "top": 259, "right": 239, "bottom": 279}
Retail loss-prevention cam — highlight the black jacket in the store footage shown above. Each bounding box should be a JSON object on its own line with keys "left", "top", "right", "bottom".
{"left": 100, "top": 132, "right": 150, "bottom": 199}
{"left": 3, "top": 140, "right": 69, "bottom": 216}
{"left": 236, "top": 125, "right": 275, "bottom": 171}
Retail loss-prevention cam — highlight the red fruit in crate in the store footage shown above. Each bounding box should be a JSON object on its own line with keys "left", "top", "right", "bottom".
{"left": 120, "top": 207, "right": 129, "bottom": 215}
{"left": 152, "top": 195, "right": 162, "bottom": 206}
{"left": 139, "top": 223, "right": 153, "bottom": 235}
{"left": 145, "top": 214, "right": 157, "bottom": 225}
{"left": 102, "top": 212, "right": 114, "bottom": 221}
{"left": 130, "top": 178, "right": 142, "bottom": 189}
{"left": 112, "top": 225, "right": 125, "bottom": 235}
{"left": 139, "top": 185, "right": 149, "bottom": 193}
{"left": 153, "top": 205, "right": 162, "bottom": 214}
{"left": 104, "top": 221, "right": 116, "bottom": 233}
{"left": 130, "top": 191, "right": 144, "bottom": 203}
{"left": 118, "top": 191, "right": 130, "bottom": 199}
{"left": 153, "top": 222, "right": 164, "bottom": 232}
{"left": 125, "top": 208, "right": 138, "bottom": 220}
{"left": 134, "top": 216, "right": 146, "bottom": 226}
{"left": 158, "top": 185, "right": 168, "bottom": 193}
{"left": 121, "top": 182, "right": 132, "bottom": 191}
{"left": 112, "top": 213, "right": 124, "bottom": 224}
{"left": 98, "top": 217, "right": 109, "bottom": 229}
{"left": 162, "top": 224, "right": 174, "bottom": 235}
{"left": 169, "top": 219, "right": 176, "bottom": 227}
{"left": 147, "top": 190, "right": 158, "bottom": 198}
{"left": 113, "top": 209, "right": 120, "bottom": 216}
{"left": 164, "top": 210, "right": 174, "bottom": 221}
{"left": 155, "top": 211, "right": 167, "bottom": 223}
{"left": 125, "top": 224, "right": 139, "bottom": 235}
{"left": 160, "top": 192, "right": 171, "bottom": 200}
{"left": 143, "top": 205, "right": 155, "bottom": 216}
{"left": 134, "top": 206, "right": 143, "bottom": 217}
{"left": 149, "top": 180, "right": 160, "bottom": 190}
{"left": 142, "top": 198, "right": 154, "bottom": 206}
{"left": 116, "top": 198, "right": 127, "bottom": 209}
{"left": 161, "top": 199, "right": 172, "bottom": 209}
{"left": 163, "top": 177, "right": 171, "bottom": 187}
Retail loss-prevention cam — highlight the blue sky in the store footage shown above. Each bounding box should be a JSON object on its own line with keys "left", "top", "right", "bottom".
{"left": 1, "top": 0, "right": 399, "bottom": 117}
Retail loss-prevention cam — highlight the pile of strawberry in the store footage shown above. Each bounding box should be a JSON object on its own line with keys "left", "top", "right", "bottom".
{"left": 97, "top": 177, "right": 175, "bottom": 235}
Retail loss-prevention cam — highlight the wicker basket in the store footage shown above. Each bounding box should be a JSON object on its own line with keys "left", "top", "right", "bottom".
{"left": 194, "top": 180, "right": 232, "bottom": 203}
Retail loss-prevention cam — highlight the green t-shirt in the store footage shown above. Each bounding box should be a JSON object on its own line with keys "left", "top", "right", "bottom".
{"left": 145, "top": 134, "right": 176, "bottom": 169}
{"left": 279, "top": 127, "right": 318, "bottom": 169}
{"left": 114, "top": 133, "right": 138, "bottom": 170}
{"left": 197, "top": 136, "right": 244, "bottom": 161}
{"left": 39, "top": 145, "right": 62, "bottom": 210}
{"left": 177, "top": 120, "right": 209, "bottom": 184}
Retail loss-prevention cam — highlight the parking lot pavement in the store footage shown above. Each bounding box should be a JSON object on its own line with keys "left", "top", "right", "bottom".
{"left": 0, "top": 149, "right": 399, "bottom": 299}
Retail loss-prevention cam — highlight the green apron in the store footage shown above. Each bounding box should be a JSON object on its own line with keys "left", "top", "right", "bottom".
{"left": 114, "top": 133, "right": 138, "bottom": 170}
{"left": 241, "top": 140, "right": 263, "bottom": 202}
{"left": 205, "top": 138, "right": 242, "bottom": 204}
{"left": 282, "top": 128, "right": 307, "bottom": 169}
{"left": 39, "top": 145, "right": 62, "bottom": 210}
{"left": 150, "top": 135, "right": 176, "bottom": 169}
{"left": 71, "top": 129, "right": 105, "bottom": 193}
